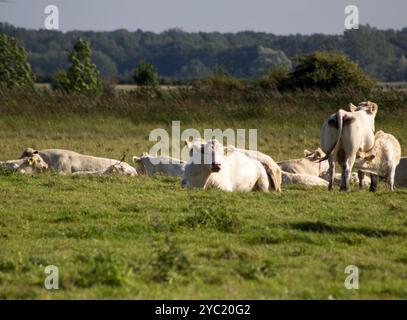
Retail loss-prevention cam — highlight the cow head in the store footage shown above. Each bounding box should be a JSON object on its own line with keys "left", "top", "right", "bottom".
{"left": 20, "top": 147, "right": 38, "bottom": 159}
{"left": 132, "top": 153, "right": 150, "bottom": 175}
{"left": 304, "top": 148, "right": 325, "bottom": 161}
{"left": 105, "top": 163, "right": 137, "bottom": 176}
{"left": 355, "top": 151, "right": 376, "bottom": 170}
{"left": 19, "top": 154, "right": 48, "bottom": 174}
{"left": 349, "top": 101, "right": 378, "bottom": 132}
{"left": 182, "top": 139, "right": 230, "bottom": 188}
{"left": 304, "top": 148, "right": 329, "bottom": 175}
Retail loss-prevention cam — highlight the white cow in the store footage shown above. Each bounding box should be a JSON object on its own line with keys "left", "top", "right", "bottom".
{"left": 320, "top": 101, "right": 378, "bottom": 191}
{"left": 354, "top": 130, "right": 401, "bottom": 191}
{"left": 227, "top": 147, "right": 282, "bottom": 192}
{"left": 1, "top": 154, "right": 48, "bottom": 174}
{"left": 132, "top": 153, "right": 186, "bottom": 177}
{"left": 181, "top": 139, "right": 269, "bottom": 192}
{"left": 281, "top": 171, "right": 329, "bottom": 187}
{"left": 395, "top": 157, "right": 407, "bottom": 188}
{"left": 72, "top": 163, "right": 137, "bottom": 177}
{"left": 278, "top": 148, "right": 329, "bottom": 177}
{"left": 20, "top": 148, "right": 137, "bottom": 175}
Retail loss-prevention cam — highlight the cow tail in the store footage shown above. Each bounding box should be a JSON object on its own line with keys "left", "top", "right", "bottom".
{"left": 319, "top": 110, "right": 344, "bottom": 162}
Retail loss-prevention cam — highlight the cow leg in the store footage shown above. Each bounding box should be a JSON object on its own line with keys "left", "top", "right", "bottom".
{"left": 328, "top": 156, "right": 335, "bottom": 191}
{"left": 386, "top": 166, "right": 396, "bottom": 191}
{"left": 370, "top": 174, "right": 379, "bottom": 192}
{"left": 340, "top": 157, "right": 355, "bottom": 192}
{"left": 358, "top": 170, "right": 365, "bottom": 190}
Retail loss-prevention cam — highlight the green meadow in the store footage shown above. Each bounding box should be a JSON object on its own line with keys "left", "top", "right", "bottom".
{"left": 0, "top": 89, "right": 406, "bottom": 299}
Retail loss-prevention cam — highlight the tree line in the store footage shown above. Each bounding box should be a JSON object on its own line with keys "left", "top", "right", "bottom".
{"left": 1, "top": 23, "right": 407, "bottom": 83}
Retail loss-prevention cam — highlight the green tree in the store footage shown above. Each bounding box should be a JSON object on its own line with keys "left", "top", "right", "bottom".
{"left": 56, "top": 38, "right": 102, "bottom": 94}
{"left": 0, "top": 34, "right": 35, "bottom": 88}
{"left": 133, "top": 60, "right": 159, "bottom": 86}
{"left": 282, "top": 51, "right": 375, "bottom": 92}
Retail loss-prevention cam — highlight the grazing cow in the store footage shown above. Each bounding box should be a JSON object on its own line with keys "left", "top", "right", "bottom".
{"left": 354, "top": 131, "right": 401, "bottom": 191}
{"left": 278, "top": 148, "right": 329, "bottom": 177}
{"left": 132, "top": 153, "right": 186, "bottom": 177}
{"left": 395, "top": 157, "right": 407, "bottom": 188}
{"left": 281, "top": 172, "right": 329, "bottom": 187}
{"left": 320, "top": 101, "right": 378, "bottom": 191}
{"left": 73, "top": 163, "right": 137, "bottom": 176}
{"left": 181, "top": 139, "right": 269, "bottom": 192}
{"left": 20, "top": 148, "right": 137, "bottom": 175}
{"left": 1, "top": 154, "right": 48, "bottom": 174}
{"left": 230, "top": 147, "right": 282, "bottom": 192}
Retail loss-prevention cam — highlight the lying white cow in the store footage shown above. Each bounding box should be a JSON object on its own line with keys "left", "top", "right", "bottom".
{"left": 354, "top": 131, "right": 401, "bottom": 191}
{"left": 1, "top": 154, "right": 48, "bottom": 174}
{"left": 20, "top": 148, "right": 137, "bottom": 175}
{"left": 278, "top": 148, "right": 329, "bottom": 177}
{"left": 395, "top": 157, "right": 407, "bottom": 188}
{"left": 281, "top": 171, "right": 329, "bottom": 187}
{"left": 228, "top": 147, "right": 282, "bottom": 192}
{"left": 320, "top": 101, "right": 378, "bottom": 191}
{"left": 72, "top": 163, "right": 137, "bottom": 177}
{"left": 132, "top": 153, "right": 186, "bottom": 177}
{"left": 182, "top": 139, "right": 269, "bottom": 192}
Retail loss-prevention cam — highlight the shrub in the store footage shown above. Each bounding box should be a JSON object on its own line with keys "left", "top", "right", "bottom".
{"left": 281, "top": 51, "right": 375, "bottom": 92}
{"left": 55, "top": 38, "right": 102, "bottom": 94}
{"left": 193, "top": 65, "right": 245, "bottom": 95}
{"left": 258, "top": 65, "right": 290, "bottom": 90}
{"left": 133, "top": 60, "right": 159, "bottom": 87}
{"left": 0, "top": 34, "right": 35, "bottom": 88}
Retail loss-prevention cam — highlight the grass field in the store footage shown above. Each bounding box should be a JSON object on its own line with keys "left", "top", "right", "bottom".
{"left": 0, "top": 89, "right": 407, "bottom": 299}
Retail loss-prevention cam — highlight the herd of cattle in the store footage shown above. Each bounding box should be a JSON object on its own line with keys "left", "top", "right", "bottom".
{"left": 1, "top": 101, "right": 406, "bottom": 192}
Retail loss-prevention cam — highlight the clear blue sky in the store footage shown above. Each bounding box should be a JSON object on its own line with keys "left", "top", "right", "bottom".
{"left": 0, "top": 0, "right": 406, "bottom": 34}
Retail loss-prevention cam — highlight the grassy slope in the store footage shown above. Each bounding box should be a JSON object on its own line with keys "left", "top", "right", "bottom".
{"left": 0, "top": 91, "right": 407, "bottom": 299}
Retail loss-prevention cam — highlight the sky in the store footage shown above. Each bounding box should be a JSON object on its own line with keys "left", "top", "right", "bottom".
{"left": 0, "top": 0, "right": 406, "bottom": 34}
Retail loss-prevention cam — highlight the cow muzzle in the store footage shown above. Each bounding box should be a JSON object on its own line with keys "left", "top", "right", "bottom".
{"left": 211, "top": 163, "right": 221, "bottom": 172}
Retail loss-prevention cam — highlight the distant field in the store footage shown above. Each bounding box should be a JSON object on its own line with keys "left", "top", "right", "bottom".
{"left": 0, "top": 90, "right": 407, "bottom": 299}
{"left": 34, "top": 82, "right": 407, "bottom": 93}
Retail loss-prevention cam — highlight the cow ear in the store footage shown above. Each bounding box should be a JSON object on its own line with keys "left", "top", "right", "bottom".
{"left": 315, "top": 150, "right": 323, "bottom": 159}
{"left": 349, "top": 103, "right": 357, "bottom": 112}
{"left": 368, "top": 102, "right": 378, "bottom": 114}
{"left": 304, "top": 149, "right": 312, "bottom": 157}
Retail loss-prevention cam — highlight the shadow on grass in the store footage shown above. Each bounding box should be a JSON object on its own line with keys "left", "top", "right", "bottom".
{"left": 287, "top": 221, "right": 405, "bottom": 238}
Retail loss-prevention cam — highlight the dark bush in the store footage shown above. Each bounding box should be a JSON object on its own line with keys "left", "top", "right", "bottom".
{"left": 281, "top": 51, "right": 375, "bottom": 92}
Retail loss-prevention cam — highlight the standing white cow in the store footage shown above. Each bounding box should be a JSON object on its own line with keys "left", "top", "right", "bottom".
{"left": 354, "top": 130, "right": 401, "bottom": 191}
{"left": 181, "top": 139, "right": 269, "bottom": 192}
{"left": 320, "top": 101, "right": 378, "bottom": 191}
{"left": 20, "top": 148, "right": 137, "bottom": 175}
